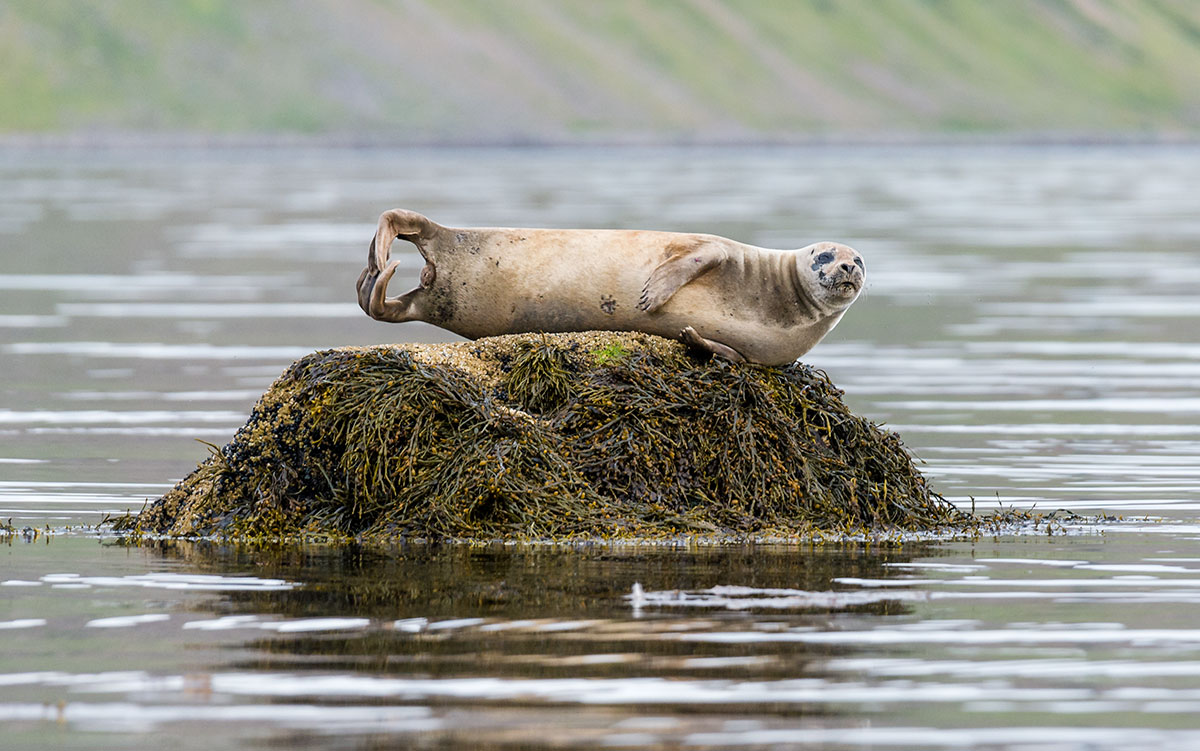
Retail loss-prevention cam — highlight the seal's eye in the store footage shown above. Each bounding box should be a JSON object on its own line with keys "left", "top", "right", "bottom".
{"left": 814, "top": 251, "right": 835, "bottom": 266}
{"left": 853, "top": 256, "right": 864, "bottom": 270}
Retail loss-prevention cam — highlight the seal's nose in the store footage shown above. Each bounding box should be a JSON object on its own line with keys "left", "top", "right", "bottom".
{"left": 840, "top": 262, "right": 858, "bottom": 274}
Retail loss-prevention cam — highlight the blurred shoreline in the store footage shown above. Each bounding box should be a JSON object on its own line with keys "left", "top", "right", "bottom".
{"left": 2, "top": 130, "right": 1199, "bottom": 153}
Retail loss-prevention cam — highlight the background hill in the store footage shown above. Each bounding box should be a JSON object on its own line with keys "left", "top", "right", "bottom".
{"left": 4, "top": 0, "right": 1200, "bottom": 142}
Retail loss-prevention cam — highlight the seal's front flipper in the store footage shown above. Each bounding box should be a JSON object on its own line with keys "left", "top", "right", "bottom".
{"left": 638, "top": 239, "right": 727, "bottom": 313}
{"left": 680, "top": 325, "right": 746, "bottom": 363}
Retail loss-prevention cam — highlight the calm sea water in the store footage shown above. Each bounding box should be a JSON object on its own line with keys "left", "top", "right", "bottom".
{"left": 3, "top": 144, "right": 1200, "bottom": 749}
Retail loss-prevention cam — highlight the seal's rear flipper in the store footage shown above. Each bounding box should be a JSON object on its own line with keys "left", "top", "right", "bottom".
{"left": 358, "top": 208, "right": 444, "bottom": 322}
{"left": 358, "top": 259, "right": 423, "bottom": 323}
{"left": 371, "top": 209, "right": 441, "bottom": 272}
{"left": 680, "top": 326, "right": 746, "bottom": 363}
{"left": 638, "top": 238, "right": 727, "bottom": 313}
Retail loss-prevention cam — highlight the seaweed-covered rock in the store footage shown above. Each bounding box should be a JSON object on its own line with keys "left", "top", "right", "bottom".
{"left": 131, "top": 332, "right": 961, "bottom": 540}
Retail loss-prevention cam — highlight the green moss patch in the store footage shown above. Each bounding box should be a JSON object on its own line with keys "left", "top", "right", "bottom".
{"left": 127, "top": 332, "right": 963, "bottom": 541}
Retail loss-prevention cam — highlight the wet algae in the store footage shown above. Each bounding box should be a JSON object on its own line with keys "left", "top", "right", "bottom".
{"left": 132, "top": 332, "right": 962, "bottom": 541}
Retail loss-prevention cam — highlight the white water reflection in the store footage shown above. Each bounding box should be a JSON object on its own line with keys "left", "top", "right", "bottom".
{"left": 680, "top": 628, "right": 1200, "bottom": 645}
{"left": 0, "top": 273, "right": 294, "bottom": 293}
{"left": 680, "top": 727, "right": 1200, "bottom": 749}
{"left": 827, "top": 657, "right": 1200, "bottom": 679}
{"left": 0, "top": 668, "right": 1107, "bottom": 705}
{"left": 30, "top": 572, "right": 295, "bottom": 592}
{"left": 0, "top": 409, "right": 247, "bottom": 424}
{"left": 55, "top": 302, "right": 362, "bottom": 318}
{"left": 0, "top": 701, "right": 440, "bottom": 735}
{"left": 5, "top": 342, "right": 317, "bottom": 359}
{"left": 86, "top": 614, "right": 171, "bottom": 629}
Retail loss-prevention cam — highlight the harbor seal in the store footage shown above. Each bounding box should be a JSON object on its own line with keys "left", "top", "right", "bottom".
{"left": 356, "top": 209, "right": 864, "bottom": 366}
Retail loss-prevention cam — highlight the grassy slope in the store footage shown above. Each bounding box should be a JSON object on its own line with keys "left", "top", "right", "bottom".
{"left": 3, "top": 0, "right": 1199, "bottom": 139}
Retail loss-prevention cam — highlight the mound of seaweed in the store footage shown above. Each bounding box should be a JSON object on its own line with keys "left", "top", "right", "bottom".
{"left": 130, "top": 332, "right": 962, "bottom": 540}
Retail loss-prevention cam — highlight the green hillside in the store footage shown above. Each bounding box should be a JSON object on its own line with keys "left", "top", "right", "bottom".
{"left": 3, "top": 0, "right": 1200, "bottom": 140}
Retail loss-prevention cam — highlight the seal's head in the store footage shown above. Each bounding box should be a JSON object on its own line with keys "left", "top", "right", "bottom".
{"left": 806, "top": 242, "right": 865, "bottom": 304}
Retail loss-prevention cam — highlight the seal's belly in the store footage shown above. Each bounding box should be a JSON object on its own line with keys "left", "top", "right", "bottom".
{"left": 425, "top": 227, "right": 825, "bottom": 365}
{"left": 644, "top": 287, "right": 829, "bottom": 365}
{"left": 434, "top": 229, "right": 663, "bottom": 338}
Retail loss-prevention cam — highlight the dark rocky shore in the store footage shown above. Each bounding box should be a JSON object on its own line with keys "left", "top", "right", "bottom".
{"left": 125, "top": 332, "right": 962, "bottom": 541}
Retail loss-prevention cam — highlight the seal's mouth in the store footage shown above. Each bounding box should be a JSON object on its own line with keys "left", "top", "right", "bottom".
{"left": 819, "top": 272, "right": 863, "bottom": 296}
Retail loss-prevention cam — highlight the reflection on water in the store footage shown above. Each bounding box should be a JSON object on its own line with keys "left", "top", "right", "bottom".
{"left": 7, "top": 539, "right": 1200, "bottom": 748}
{"left": 3, "top": 145, "right": 1200, "bottom": 748}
